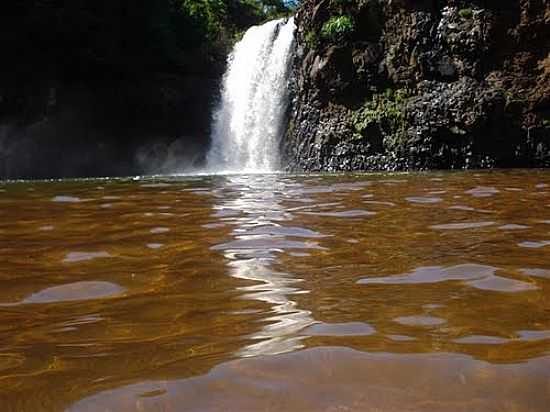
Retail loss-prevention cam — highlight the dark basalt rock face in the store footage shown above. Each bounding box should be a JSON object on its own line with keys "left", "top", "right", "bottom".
{"left": 283, "top": 0, "right": 550, "bottom": 171}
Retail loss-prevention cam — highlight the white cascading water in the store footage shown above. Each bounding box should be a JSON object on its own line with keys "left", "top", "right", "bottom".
{"left": 206, "top": 18, "right": 295, "bottom": 173}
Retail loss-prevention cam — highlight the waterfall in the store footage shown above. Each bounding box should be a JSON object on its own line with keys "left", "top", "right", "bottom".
{"left": 206, "top": 18, "right": 296, "bottom": 174}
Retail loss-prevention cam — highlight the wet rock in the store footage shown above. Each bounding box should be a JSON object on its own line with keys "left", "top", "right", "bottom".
{"left": 283, "top": 0, "right": 550, "bottom": 171}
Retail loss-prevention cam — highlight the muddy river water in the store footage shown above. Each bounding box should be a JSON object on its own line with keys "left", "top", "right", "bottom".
{"left": 1, "top": 170, "right": 550, "bottom": 411}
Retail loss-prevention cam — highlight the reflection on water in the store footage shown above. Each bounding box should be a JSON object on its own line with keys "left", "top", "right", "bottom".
{"left": 1, "top": 170, "right": 550, "bottom": 411}
{"left": 63, "top": 251, "right": 112, "bottom": 263}
{"left": 2, "top": 281, "right": 125, "bottom": 305}
{"left": 430, "top": 221, "right": 496, "bottom": 230}
{"left": 227, "top": 260, "right": 312, "bottom": 356}
{"left": 302, "top": 321, "right": 375, "bottom": 336}
{"left": 394, "top": 315, "right": 447, "bottom": 327}
{"left": 357, "top": 264, "right": 538, "bottom": 292}
{"left": 67, "top": 347, "right": 550, "bottom": 412}
{"left": 208, "top": 175, "right": 315, "bottom": 357}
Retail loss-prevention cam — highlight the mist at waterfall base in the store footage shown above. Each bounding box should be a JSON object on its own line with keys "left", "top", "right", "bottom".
{"left": 0, "top": 79, "right": 214, "bottom": 180}
{"left": 139, "top": 18, "right": 295, "bottom": 176}
{"left": 204, "top": 18, "right": 296, "bottom": 175}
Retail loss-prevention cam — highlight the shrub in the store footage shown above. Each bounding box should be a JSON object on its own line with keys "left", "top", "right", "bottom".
{"left": 458, "top": 8, "right": 473, "bottom": 19}
{"left": 304, "top": 30, "right": 319, "bottom": 48}
{"left": 321, "top": 15, "right": 355, "bottom": 42}
{"left": 352, "top": 88, "right": 409, "bottom": 141}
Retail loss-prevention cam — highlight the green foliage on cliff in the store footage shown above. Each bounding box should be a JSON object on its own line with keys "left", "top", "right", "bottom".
{"left": 1, "top": 0, "right": 292, "bottom": 81}
{"left": 352, "top": 89, "right": 409, "bottom": 141}
{"left": 180, "top": 0, "right": 291, "bottom": 42}
{"left": 321, "top": 15, "right": 355, "bottom": 42}
{"left": 458, "top": 8, "right": 473, "bottom": 19}
{"left": 0, "top": 0, "right": 294, "bottom": 130}
{"left": 180, "top": 0, "right": 230, "bottom": 40}
{"left": 304, "top": 30, "right": 320, "bottom": 48}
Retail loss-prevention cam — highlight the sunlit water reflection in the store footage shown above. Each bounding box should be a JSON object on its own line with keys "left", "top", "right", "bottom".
{"left": 209, "top": 175, "right": 316, "bottom": 357}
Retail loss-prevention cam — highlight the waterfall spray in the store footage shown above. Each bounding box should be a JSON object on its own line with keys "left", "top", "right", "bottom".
{"left": 206, "top": 18, "right": 296, "bottom": 173}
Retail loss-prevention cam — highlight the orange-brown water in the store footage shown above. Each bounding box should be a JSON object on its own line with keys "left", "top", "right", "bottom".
{"left": 1, "top": 170, "right": 550, "bottom": 411}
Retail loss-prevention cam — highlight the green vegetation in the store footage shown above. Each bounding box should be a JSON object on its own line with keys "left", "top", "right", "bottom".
{"left": 321, "top": 15, "right": 355, "bottom": 42}
{"left": 352, "top": 88, "right": 409, "bottom": 141}
{"left": 180, "top": 0, "right": 232, "bottom": 40}
{"left": 0, "top": 0, "right": 296, "bottom": 132}
{"left": 458, "top": 8, "right": 473, "bottom": 19}
{"left": 304, "top": 30, "right": 320, "bottom": 48}
{"left": 1, "top": 0, "right": 294, "bottom": 80}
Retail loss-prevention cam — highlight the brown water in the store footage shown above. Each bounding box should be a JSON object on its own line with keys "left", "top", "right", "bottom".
{"left": 1, "top": 170, "right": 550, "bottom": 411}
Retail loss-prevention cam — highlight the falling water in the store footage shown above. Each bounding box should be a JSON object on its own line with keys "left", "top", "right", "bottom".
{"left": 206, "top": 18, "right": 296, "bottom": 173}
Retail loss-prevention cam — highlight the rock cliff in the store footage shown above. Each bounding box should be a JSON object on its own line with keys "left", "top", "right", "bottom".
{"left": 283, "top": 0, "right": 550, "bottom": 171}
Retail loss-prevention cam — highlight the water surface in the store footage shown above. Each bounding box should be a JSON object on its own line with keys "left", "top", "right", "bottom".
{"left": 1, "top": 170, "right": 550, "bottom": 411}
